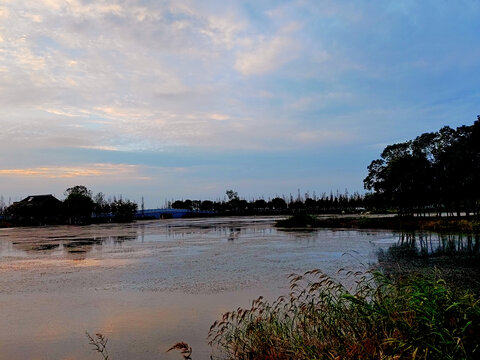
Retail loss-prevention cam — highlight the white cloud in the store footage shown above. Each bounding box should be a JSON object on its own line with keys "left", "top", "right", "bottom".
{"left": 0, "top": 0, "right": 477, "bottom": 160}
{"left": 0, "top": 7, "right": 9, "bottom": 18}
{"left": 234, "top": 24, "right": 301, "bottom": 76}
{"left": 209, "top": 113, "right": 230, "bottom": 121}
{"left": 41, "top": 108, "right": 81, "bottom": 117}
{"left": 201, "top": 13, "right": 246, "bottom": 49}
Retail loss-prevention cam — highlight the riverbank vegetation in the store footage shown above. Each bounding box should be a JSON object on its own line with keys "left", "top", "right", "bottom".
{"left": 208, "top": 269, "right": 480, "bottom": 360}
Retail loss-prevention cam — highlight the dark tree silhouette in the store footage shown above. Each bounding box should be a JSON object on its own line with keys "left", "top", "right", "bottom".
{"left": 364, "top": 117, "right": 480, "bottom": 217}
{"left": 110, "top": 199, "right": 138, "bottom": 222}
{"left": 270, "top": 197, "right": 287, "bottom": 210}
{"left": 64, "top": 185, "right": 95, "bottom": 224}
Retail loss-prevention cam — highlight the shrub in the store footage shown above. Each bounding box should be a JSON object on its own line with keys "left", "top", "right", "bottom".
{"left": 275, "top": 213, "right": 319, "bottom": 228}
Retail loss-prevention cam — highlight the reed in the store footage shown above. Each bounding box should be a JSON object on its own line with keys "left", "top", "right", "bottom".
{"left": 167, "top": 342, "right": 193, "bottom": 359}
{"left": 86, "top": 331, "right": 110, "bottom": 360}
{"left": 208, "top": 269, "right": 480, "bottom": 360}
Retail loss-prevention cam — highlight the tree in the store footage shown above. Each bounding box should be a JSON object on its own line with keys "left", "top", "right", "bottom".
{"left": 200, "top": 200, "right": 214, "bottom": 211}
{"left": 364, "top": 118, "right": 480, "bottom": 216}
{"left": 64, "top": 185, "right": 94, "bottom": 224}
{"left": 0, "top": 195, "right": 5, "bottom": 216}
{"left": 225, "top": 190, "right": 240, "bottom": 212}
{"left": 364, "top": 142, "right": 432, "bottom": 215}
{"left": 270, "top": 197, "right": 287, "bottom": 210}
{"left": 184, "top": 199, "right": 193, "bottom": 210}
{"left": 226, "top": 190, "right": 239, "bottom": 202}
{"left": 65, "top": 185, "right": 92, "bottom": 198}
{"left": 304, "top": 198, "right": 317, "bottom": 210}
{"left": 93, "top": 192, "right": 110, "bottom": 216}
{"left": 110, "top": 199, "right": 138, "bottom": 222}
{"left": 171, "top": 200, "right": 186, "bottom": 209}
{"left": 253, "top": 199, "right": 267, "bottom": 210}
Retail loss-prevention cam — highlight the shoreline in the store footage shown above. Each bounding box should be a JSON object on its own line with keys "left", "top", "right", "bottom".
{"left": 277, "top": 214, "right": 480, "bottom": 233}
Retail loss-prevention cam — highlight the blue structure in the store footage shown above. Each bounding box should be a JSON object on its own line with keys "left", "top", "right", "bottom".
{"left": 135, "top": 208, "right": 213, "bottom": 219}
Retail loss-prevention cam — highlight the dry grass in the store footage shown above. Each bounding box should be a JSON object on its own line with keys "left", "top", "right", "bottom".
{"left": 86, "top": 331, "right": 110, "bottom": 360}
{"left": 167, "top": 341, "right": 193, "bottom": 359}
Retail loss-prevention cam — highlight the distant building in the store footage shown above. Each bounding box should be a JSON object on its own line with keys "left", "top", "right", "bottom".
{"left": 20, "top": 194, "right": 61, "bottom": 205}
{"left": 7, "top": 194, "right": 64, "bottom": 225}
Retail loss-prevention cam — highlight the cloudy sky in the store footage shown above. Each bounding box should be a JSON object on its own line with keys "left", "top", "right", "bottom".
{"left": 1, "top": 0, "right": 479, "bottom": 207}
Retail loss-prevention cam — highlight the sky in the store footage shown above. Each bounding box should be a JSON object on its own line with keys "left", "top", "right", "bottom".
{"left": 1, "top": 0, "right": 479, "bottom": 207}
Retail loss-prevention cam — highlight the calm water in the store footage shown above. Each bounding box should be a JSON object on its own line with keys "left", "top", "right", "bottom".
{"left": 0, "top": 217, "right": 396, "bottom": 360}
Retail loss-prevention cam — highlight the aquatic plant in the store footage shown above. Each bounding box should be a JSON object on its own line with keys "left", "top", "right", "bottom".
{"left": 208, "top": 269, "right": 480, "bottom": 360}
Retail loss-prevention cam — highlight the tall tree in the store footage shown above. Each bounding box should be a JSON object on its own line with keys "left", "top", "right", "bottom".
{"left": 64, "top": 185, "right": 94, "bottom": 224}
{"left": 364, "top": 117, "right": 480, "bottom": 216}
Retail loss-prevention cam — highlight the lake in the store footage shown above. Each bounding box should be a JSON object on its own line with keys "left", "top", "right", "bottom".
{"left": 0, "top": 216, "right": 397, "bottom": 360}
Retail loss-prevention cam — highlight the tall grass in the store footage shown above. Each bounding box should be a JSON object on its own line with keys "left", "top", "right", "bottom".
{"left": 208, "top": 270, "right": 480, "bottom": 360}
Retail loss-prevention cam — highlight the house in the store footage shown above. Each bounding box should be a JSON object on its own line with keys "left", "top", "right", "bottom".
{"left": 7, "top": 194, "right": 64, "bottom": 225}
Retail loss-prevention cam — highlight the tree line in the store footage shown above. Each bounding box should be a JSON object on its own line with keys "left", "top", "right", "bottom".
{"left": 168, "top": 189, "right": 367, "bottom": 215}
{"left": 364, "top": 116, "right": 480, "bottom": 217}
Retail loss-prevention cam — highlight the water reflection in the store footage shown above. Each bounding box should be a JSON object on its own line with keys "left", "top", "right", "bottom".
{"left": 5, "top": 235, "right": 138, "bottom": 260}
{"left": 382, "top": 232, "right": 480, "bottom": 260}
{"left": 1, "top": 220, "right": 281, "bottom": 260}
{"left": 377, "top": 232, "right": 480, "bottom": 296}
{"left": 228, "top": 227, "right": 241, "bottom": 241}
{"left": 33, "top": 243, "right": 60, "bottom": 251}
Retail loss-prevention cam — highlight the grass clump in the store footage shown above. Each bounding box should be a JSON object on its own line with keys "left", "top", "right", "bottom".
{"left": 208, "top": 270, "right": 480, "bottom": 360}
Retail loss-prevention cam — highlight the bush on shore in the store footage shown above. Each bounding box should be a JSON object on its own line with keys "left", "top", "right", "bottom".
{"left": 275, "top": 212, "right": 320, "bottom": 228}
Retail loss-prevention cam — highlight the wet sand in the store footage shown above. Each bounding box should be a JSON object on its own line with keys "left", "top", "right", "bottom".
{"left": 0, "top": 217, "right": 396, "bottom": 359}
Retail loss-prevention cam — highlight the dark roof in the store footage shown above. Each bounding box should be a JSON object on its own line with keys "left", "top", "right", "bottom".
{"left": 19, "top": 194, "right": 62, "bottom": 205}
